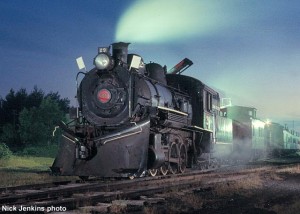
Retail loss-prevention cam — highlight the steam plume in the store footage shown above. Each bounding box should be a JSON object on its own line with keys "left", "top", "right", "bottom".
{"left": 115, "top": 0, "right": 234, "bottom": 43}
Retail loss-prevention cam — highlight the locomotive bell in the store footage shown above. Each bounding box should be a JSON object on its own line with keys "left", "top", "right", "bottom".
{"left": 112, "top": 42, "right": 130, "bottom": 66}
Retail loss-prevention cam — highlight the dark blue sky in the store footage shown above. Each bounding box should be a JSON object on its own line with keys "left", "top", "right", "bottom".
{"left": 1, "top": 0, "right": 299, "bottom": 130}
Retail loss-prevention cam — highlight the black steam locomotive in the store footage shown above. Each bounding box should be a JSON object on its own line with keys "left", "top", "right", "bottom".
{"left": 51, "top": 42, "right": 219, "bottom": 178}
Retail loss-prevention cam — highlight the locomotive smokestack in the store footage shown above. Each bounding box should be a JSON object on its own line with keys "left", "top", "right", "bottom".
{"left": 112, "top": 42, "right": 130, "bottom": 66}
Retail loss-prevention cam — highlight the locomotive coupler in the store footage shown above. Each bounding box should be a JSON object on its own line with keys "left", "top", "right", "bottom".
{"left": 76, "top": 144, "right": 89, "bottom": 160}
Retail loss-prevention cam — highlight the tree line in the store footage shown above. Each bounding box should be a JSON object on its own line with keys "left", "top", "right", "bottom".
{"left": 0, "top": 86, "right": 70, "bottom": 152}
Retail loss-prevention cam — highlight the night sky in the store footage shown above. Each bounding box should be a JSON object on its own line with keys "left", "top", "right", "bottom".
{"left": 1, "top": 0, "right": 299, "bottom": 131}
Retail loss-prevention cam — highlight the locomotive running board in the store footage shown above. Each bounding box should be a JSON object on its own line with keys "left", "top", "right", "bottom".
{"left": 96, "top": 120, "right": 150, "bottom": 146}
{"left": 191, "top": 125, "right": 213, "bottom": 133}
{"left": 157, "top": 106, "right": 188, "bottom": 116}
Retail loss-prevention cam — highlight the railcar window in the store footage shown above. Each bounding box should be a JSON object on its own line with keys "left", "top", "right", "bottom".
{"left": 220, "top": 111, "right": 226, "bottom": 117}
{"left": 259, "top": 127, "right": 263, "bottom": 137}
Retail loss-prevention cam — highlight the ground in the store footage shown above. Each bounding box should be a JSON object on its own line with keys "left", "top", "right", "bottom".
{"left": 145, "top": 163, "right": 300, "bottom": 214}
{"left": 1, "top": 156, "right": 300, "bottom": 213}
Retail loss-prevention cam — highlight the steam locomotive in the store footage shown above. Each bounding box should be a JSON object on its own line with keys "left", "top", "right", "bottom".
{"left": 51, "top": 42, "right": 300, "bottom": 178}
{"left": 51, "top": 42, "right": 219, "bottom": 178}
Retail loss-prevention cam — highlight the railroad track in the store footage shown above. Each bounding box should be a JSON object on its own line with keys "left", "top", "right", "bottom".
{"left": 0, "top": 163, "right": 296, "bottom": 213}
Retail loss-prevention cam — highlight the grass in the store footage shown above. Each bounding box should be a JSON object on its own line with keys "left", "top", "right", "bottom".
{"left": 0, "top": 155, "right": 53, "bottom": 170}
{"left": 0, "top": 155, "right": 76, "bottom": 187}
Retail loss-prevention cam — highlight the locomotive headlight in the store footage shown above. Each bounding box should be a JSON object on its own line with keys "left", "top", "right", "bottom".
{"left": 94, "top": 53, "right": 113, "bottom": 70}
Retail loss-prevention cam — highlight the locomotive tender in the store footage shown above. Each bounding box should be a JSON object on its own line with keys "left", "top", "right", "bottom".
{"left": 52, "top": 42, "right": 219, "bottom": 178}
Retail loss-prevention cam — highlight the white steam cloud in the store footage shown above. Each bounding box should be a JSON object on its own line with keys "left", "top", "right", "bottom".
{"left": 115, "top": 0, "right": 236, "bottom": 43}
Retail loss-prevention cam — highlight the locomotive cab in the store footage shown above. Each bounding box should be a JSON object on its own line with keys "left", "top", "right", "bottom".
{"left": 166, "top": 74, "right": 219, "bottom": 154}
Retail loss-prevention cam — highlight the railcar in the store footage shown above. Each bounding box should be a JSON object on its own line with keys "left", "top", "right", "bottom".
{"left": 265, "top": 123, "right": 300, "bottom": 155}
{"left": 219, "top": 105, "right": 300, "bottom": 159}
{"left": 214, "top": 115, "right": 233, "bottom": 159}
{"left": 220, "top": 106, "right": 266, "bottom": 159}
{"left": 282, "top": 128, "right": 300, "bottom": 150}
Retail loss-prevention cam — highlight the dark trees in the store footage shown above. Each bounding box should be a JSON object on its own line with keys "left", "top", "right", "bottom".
{"left": 0, "top": 87, "right": 69, "bottom": 150}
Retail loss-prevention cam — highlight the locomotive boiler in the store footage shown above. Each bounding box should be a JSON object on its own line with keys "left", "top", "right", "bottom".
{"left": 51, "top": 42, "right": 218, "bottom": 178}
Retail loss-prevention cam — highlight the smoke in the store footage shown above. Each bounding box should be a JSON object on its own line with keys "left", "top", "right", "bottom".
{"left": 214, "top": 139, "right": 259, "bottom": 163}
{"left": 115, "top": 0, "right": 235, "bottom": 43}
